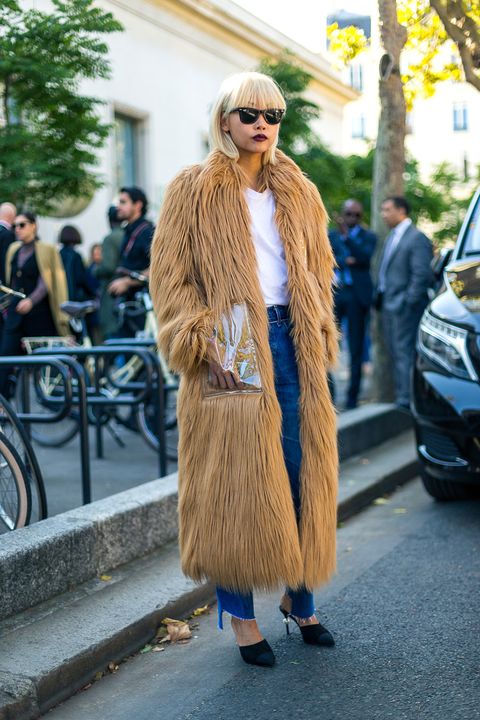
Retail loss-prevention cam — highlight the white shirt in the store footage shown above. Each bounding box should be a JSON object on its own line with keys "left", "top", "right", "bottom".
{"left": 245, "top": 187, "right": 290, "bottom": 305}
{"left": 388, "top": 217, "right": 412, "bottom": 257}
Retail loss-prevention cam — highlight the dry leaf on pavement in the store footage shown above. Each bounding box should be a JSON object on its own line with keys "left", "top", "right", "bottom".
{"left": 192, "top": 605, "right": 210, "bottom": 617}
{"left": 167, "top": 622, "right": 192, "bottom": 643}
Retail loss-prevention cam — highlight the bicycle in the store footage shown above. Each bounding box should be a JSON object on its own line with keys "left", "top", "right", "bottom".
{"left": 22, "top": 274, "right": 178, "bottom": 453}
{"left": 0, "top": 393, "right": 47, "bottom": 532}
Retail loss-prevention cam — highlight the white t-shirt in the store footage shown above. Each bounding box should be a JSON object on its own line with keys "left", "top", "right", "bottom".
{"left": 245, "top": 187, "right": 290, "bottom": 305}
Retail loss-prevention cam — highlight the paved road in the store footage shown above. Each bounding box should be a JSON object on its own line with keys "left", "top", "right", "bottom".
{"left": 44, "top": 479, "right": 480, "bottom": 720}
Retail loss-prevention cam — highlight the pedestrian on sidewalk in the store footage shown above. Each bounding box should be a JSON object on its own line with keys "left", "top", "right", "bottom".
{"left": 0, "top": 211, "right": 68, "bottom": 398}
{"left": 93, "top": 206, "right": 123, "bottom": 339}
{"left": 108, "top": 187, "right": 154, "bottom": 338}
{"left": 329, "top": 199, "right": 376, "bottom": 409}
{"left": 0, "top": 202, "right": 17, "bottom": 346}
{"left": 376, "top": 196, "right": 433, "bottom": 409}
{"left": 150, "top": 72, "right": 339, "bottom": 668}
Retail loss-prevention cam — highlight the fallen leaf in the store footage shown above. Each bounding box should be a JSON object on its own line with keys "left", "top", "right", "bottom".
{"left": 107, "top": 662, "right": 118, "bottom": 673}
{"left": 192, "top": 604, "right": 209, "bottom": 617}
{"left": 152, "top": 646, "right": 165, "bottom": 653}
{"left": 393, "top": 508, "right": 407, "bottom": 514}
{"left": 94, "top": 672, "right": 103, "bottom": 681}
{"left": 140, "top": 644, "right": 153, "bottom": 654}
{"left": 155, "top": 626, "right": 169, "bottom": 640}
{"left": 161, "top": 617, "right": 186, "bottom": 627}
{"left": 167, "top": 622, "right": 192, "bottom": 643}
{"left": 373, "top": 498, "right": 389, "bottom": 505}
{"left": 99, "top": 575, "right": 112, "bottom": 581}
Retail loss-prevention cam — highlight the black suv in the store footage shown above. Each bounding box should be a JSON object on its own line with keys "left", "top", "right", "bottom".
{"left": 413, "top": 189, "right": 480, "bottom": 500}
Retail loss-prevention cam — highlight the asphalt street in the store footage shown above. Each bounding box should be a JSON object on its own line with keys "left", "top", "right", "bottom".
{"left": 44, "top": 479, "right": 480, "bottom": 720}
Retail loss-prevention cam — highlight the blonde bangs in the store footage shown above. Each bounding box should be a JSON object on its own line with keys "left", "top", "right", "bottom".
{"left": 222, "top": 73, "right": 286, "bottom": 115}
{"left": 209, "top": 71, "right": 286, "bottom": 165}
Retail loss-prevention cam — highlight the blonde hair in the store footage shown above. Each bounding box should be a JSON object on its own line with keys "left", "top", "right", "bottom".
{"left": 209, "top": 71, "right": 286, "bottom": 165}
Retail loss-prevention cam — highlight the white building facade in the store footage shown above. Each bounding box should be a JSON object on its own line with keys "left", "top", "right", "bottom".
{"left": 25, "top": 0, "right": 356, "bottom": 253}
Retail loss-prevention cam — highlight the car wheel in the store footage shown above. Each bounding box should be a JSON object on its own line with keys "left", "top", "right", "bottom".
{"left": 421, "top": 469, "right": 479, "bottom": 501}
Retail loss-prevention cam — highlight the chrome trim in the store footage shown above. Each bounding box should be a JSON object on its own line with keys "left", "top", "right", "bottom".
{"left": 418, "top": 311, "right": 477, "bottom": 381}
{"left": 418, "top": 444, "right": 469, "bottom": 468}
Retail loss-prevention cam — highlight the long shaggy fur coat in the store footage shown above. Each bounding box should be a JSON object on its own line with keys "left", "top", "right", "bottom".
{"left": 150, "top": 149, "right": 338, "bottom": 593}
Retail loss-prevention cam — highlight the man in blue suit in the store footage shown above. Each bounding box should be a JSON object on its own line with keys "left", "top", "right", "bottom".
{"left": 329, "top": 199, "right": 377, "bottom": 409}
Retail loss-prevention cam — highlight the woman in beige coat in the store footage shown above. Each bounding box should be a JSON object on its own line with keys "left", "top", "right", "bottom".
{"left": 150, "top": 72, "right": 338, "bottom": 667}
{"left": 0, "top": 211, "right": 68, "bottom": 397}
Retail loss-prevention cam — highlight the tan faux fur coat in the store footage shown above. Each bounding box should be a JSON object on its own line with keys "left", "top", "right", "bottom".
{"left": 150, "top": 149, "right": 338, "bottom": 593}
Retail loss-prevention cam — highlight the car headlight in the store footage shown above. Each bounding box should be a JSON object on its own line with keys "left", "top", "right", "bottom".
{"left": 417, "top": 311, "right": 477, "bottom": 381}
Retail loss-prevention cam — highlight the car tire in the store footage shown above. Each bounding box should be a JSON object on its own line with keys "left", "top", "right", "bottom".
{"left": 421, "top": 469, "right": 479, "bottom": 501}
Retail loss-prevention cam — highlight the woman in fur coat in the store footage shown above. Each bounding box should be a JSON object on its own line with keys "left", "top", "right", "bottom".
{"left": 150, "top": 72, "right": 338, "bottom": 667}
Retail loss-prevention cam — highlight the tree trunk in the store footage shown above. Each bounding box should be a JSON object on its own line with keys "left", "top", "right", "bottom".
{"left": 371, "top": 0, "right": 408, "bottom": 402}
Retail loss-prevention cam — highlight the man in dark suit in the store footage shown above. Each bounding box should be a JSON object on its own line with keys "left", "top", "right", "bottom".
{"left": 329, "top": 199, "right": 377, "bottom": 409}
{"left": 0, "top": 202, "right": 16, "bottom": 284}
{"left": 377, "top": 196, "right": 433, "bottom": 409}
{"left": 0, "top": 202, "right": 17, "bottom": 345}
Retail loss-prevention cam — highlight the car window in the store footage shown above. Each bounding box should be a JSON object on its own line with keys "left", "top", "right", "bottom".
{"left": 460, "top": 195, "right": 480, "bottom": 257}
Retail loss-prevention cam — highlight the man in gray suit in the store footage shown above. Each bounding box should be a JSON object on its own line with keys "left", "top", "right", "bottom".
{"left": 377, "top": 196, "right": 433, "bottom": 409}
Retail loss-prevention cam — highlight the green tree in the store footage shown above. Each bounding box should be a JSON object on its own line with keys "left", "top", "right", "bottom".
{"left": 260, "top": 52, "right": 467, "bottom": 242}
{"left": 0, "top": 0, "right": 122, "bottom": 214}
{"left": 328, "top": 1, "right": 480, "bottom": 109}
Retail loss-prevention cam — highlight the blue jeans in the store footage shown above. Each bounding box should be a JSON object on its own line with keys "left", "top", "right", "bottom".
{"left": 216, "top": 304, "right": 315, "bottom": 629}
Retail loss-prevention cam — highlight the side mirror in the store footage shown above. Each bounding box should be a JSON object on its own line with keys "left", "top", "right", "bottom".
{"left": 431, "top": 247, "right": 453, "bottom": 279}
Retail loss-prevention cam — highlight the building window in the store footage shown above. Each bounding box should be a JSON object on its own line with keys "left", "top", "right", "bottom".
{"left": 114, "top": 113, "right": 139, "bottom": 188}
{"left": 453, "top": 103, "right": 468, "bottom": 131}
{"left": 352, "top": 114, "right": 366, "bottom": 139}
{"left": 406, "top": 111, "right": 414, "bottom": 135}
{"left": 349, "top": 64, "right": 364, "bottom": 92}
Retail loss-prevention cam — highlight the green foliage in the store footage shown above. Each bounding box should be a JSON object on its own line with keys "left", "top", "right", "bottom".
{"left": 0, "top": 0, "right": 122, "bottom": 213}
{"left": 260, "top": 53, "right": 470, "bottom": 244}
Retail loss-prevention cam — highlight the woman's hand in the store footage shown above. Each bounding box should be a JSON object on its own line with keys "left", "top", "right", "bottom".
{"left": 16, "top": 298, "right": 33, "bottom": 315}
{"left": 206, "top": 336, "right": 241, "bottom": 390}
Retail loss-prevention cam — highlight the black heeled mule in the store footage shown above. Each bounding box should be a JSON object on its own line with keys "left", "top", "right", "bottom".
{"left": 239, "top": 639, "right": 275, "bottom": 667}
{"left": 279, "top": 606, "right": 335, "bottom": 647}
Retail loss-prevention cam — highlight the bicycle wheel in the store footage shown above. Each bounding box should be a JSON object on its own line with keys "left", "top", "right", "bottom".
{"left": 135, "top": 384, "right": 178, "bottom": 452}
{"left": 0, "top": 433, "right": 31, "bottom": 533}
{"left": 0, "top": 394, "right": 48, "bottom": 522}
{"left": 21, "top": 336, "right": 81, "bottom": 447}
{"left": 22, "top": 371, "right": 79, "bottom": 448}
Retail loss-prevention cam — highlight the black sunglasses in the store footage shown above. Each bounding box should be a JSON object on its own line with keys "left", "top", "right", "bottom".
{"left": 13, "top": 222, "right": 29, "bottom": 229}
{"left": 232, "top": 107, "right": 285, "bottom": 125}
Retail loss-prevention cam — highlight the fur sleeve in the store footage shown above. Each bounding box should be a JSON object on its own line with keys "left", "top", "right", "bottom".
{"left": 304, "top": 180, "right": 339, "bottom": 368}
{"left": 150, "top": 167, "right": 213, "bottom": 375}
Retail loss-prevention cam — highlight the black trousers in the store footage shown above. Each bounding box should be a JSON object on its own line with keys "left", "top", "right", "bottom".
{"left": 334, "top": 286, "right": 370, "bottom": 408}
{"left": 0, "top": 305, "right": 56, "bottom": 398}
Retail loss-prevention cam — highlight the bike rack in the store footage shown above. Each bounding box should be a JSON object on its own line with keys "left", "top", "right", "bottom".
{"left": 0, "top": 355, "right": 91, "bottom": 506}
{"left": 33, "top": 346, "right": 167, "bottom": 478}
